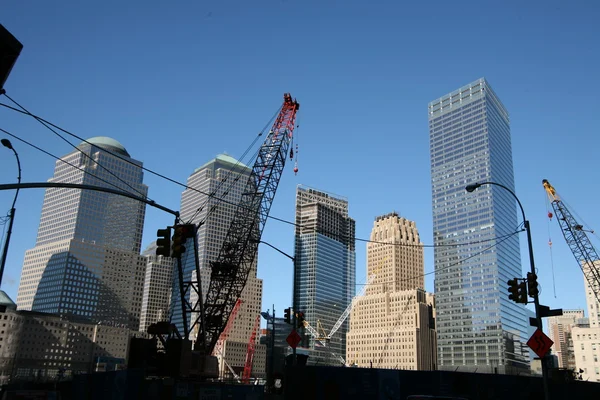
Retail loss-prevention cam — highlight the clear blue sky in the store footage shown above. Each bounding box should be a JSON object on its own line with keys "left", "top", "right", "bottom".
{"left": 1, "top": 1, "right": 599, "bottom": 328}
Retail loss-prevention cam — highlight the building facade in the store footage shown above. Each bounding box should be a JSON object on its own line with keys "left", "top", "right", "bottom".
{"left": 170, "top": 154, "right": 264, "bottom": 378}
{"left": 428, "top": 79, "right": 529, "bottom": 373}
{"left": 547, "top": 309, "right": 585, "bottom": 370}
{"left": 16, "top": 137, "right": 147, "bottom": 330}
{"left": 139, "top": 242, "right": 175, "bottom": 332}
{"left": 0, "top": 295, "right": 135, "bottom": 384}
{"left": 347, "top": 213, "right": 436, "bottom": 370}
{"left": 584, "top": 261, "right": 600, "bottom": 328}
{"left": 294, "top": 185, "right": 356, "bottom": 366}
{"left": 572, "top": 326, "right": 600, "bottom": 382}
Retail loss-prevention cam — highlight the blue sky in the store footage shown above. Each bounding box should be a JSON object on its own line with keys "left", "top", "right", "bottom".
{"left": 1, "top": 1, "right": 599, "bottom": 327}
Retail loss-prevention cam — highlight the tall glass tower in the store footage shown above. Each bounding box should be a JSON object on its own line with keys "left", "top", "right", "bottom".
{"left": 294, "top": 185, "right": 355, "bottom": 366}
{"left": 17, "top": 137, "right": 147, "bottom": 329}
{"left": 428, "top": 78, "right": 529, "bottom": 374}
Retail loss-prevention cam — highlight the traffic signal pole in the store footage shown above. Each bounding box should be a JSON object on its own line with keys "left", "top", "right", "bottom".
{"left": 466, "top": 182, "right": 549, "bottom": 400}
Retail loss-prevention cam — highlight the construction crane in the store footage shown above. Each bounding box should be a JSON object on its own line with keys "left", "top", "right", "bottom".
{"left": 543, "top": 179, "right": 600, "bottom": 303}
{"left": 192, "top": 93, "right": 300, "bottom": 357}
{"left": 212, "top": 298, "right": 243, "bottom": 380}
{"left": 241, "top": 315, "right": 261, "bottom": 383}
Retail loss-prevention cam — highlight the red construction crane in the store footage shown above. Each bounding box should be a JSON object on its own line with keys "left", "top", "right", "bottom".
{"left": 241, "top": 315, "right": 261, "bottom": 383}
{"left": 191, "top": 93, "right": 300, "bottom": 356}
{"left": 543, "top": 179, "right": 600, "bottom": 303}
{"left": 212, "top": 298, "right": 243, "bottom": 357}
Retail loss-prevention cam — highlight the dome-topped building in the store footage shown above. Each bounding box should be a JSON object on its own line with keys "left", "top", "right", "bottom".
{"left": 77, "top": 136, "right": 130, "bottom": 157}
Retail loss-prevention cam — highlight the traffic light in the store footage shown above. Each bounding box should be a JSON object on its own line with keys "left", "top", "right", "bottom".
{"left": 171, "top": 224, "right": 195, "bottom": 258}
{"left": 156, "top": 228, "right": 171, "bottom": 257}
{"left": 508, "top": 278, "right": 519, "bottom": 302}
{"left": 284, "top": 307, "right": 292, "bottom": 325}
{"left": 527, "top": 272, "right": 539, "bottom": 297}
{"left": 508, "top": 278, "right": 528, "bottom": 304}
{"left": 296, "top": 311, "right": 305, "bottom": 329}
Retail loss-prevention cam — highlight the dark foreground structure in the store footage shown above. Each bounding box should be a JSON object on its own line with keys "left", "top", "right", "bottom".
{"left": 1, "top": 366, "right": 598, "bottom": 399}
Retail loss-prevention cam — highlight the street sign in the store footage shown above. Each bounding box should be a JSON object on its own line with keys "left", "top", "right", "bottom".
{"left": 527, "top": 328, "right": 554, "bottom": 358}
{"left": 286, "top": 329, "right": 302, "bottom": 349}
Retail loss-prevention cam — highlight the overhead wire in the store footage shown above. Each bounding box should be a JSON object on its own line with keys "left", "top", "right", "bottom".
{"left": 2, "top": 93, "right": 149, "bottom": 200}
{"left": 0, "top": 100, "right": 526, "bottom": 251}
{"left": 0, "top": 127, "right": 147, "bottom": 204}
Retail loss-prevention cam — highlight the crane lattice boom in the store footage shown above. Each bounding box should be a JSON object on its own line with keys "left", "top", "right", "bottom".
{"left": 543, "top": 179, "right": 600, "bottom": 303}
{"left": 195, "top": 93, "right": 299, "bottom": 355}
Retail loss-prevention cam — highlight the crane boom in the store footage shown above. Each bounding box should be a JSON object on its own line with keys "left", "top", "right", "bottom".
{"left": 196, "top": 93, "right": 300, "bottom": 355}
{"left": 543, "top": 179, "right": 600, "bottom": 303}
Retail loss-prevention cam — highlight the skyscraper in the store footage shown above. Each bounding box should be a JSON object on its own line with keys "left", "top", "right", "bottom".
{"left": 347, "top": 213, "right": 436, "bottom": 370}
{"left": 547, "top": 309, "right": 585, "bottom": 369}
{"left": 294, "top": 185, "right": 355, "bottom": 366}
{"left": 17, "top": 137, "right": 147, "bottom": 329}
{"left": 139, "top": 242, "right": 175, "bottom": 332}
{"left": 428, "top": 78, "right": 529, "bottom": 373}
{"left": 171, "top": 154, "right": 265, "bottom": 378}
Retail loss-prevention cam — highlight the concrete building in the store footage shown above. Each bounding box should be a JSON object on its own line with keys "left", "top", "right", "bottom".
{"left": 547, "top": 309, "right": 585, "bottom": 369}
{"left": 294, "top": 185, "right": 356, "bottom": 366}
{"left": 0, "top": 293, "right": 136, "bottom": 384}
{"left": 139, "top": 242, "right": 175, "bottom": 332}
{"left": 170, "top": 154, "right": 265, "bottom": 379}
{"left": 428, "top": 78, "right": 529, "bottom": 373}
{"left": 16, "top": 137, "right": 147, "bottom": 330}
{"left": 346, "top": 213, "right": 436, "bottom": 370}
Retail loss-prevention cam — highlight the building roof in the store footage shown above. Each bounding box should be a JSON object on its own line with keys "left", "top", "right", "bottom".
{"left": 78, "top": 136, "right": 130, "bottom": 157}
{"left": 194, "top": 153, "right": 250, "bottom": 174}
{"left": 0, "top": 290, "right": 17, "bottom": 310}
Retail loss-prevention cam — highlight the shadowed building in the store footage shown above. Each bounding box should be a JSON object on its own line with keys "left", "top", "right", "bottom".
{"left": 16, "top": 137, "right": 147, "bottom": 329}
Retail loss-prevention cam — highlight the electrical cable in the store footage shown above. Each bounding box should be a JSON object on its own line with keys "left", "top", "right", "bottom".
{"left": 0, "top": 103, "right": 526, "bottom": 251}
{"left": 0, "top": 127, "right": 148, "bottom": 204}
{"left": 355, "top": 229, "right": 520, "bottom": 286}
{"left": 2, "top": 93, "right": 149, "bottom": 200}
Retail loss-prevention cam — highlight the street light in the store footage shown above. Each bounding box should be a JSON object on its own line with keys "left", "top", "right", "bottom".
{"left": 0, "top": 138, "right": 21, "bottom": 287}
{"left": 465, "top": 181, "right": 549, "bottom": 400}
{"left": 256, "top": 240, "right": 299, "bottom": 365}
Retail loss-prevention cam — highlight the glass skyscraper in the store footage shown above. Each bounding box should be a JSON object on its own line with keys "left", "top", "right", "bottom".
{"left": 17, "top": 137, "right": 147, "bottom": 329}
{"left": 294, "top": 185, "right": 355, "bottom": 366}
{"left": 428, "top": 78, "right": 529, "bottom": 373}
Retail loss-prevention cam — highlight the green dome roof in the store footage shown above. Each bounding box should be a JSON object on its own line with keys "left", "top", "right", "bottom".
{"left": 194, "top": 153, "right": 250, "bottom": 174}
{"left": 79, "top": 136, "right": 130, "bottom": 157}
{"left": 0, "top": 290, "right": 16, "bottom": 310}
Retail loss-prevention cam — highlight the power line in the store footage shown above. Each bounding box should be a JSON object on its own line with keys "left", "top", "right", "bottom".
{"left": 0, "top": 127, "right": 147, "bottom": 204}
{"left": 0, "top": 100, "right": 526, "bottom": 251}
{"left": 355, "top": 229, "right": 520, "bottom": 286}
{"left": 2, "top": 93, "right": 149, "bottom": 200}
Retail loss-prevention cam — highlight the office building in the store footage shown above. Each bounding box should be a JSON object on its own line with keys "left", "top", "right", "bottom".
{"left": 139, "top": 242, "right": 175, "bottom": 332}
{"left": 428, "top": 78, "right": 529, "bottom": 373}
{"left": 0, "top": 293, "right": 136, "bottom": 383}
{"left": 170, "top": 154, "right": 264, "bottom": 378}
{"left": 547, "top": 309, "right": 585, "bottom": 369}
{"left": 294, "top": 185, "right": 355, "bottom": 366}
{"left": 347, "top": 213, "right": 436, "bottom": 370}
{"left": 16, "top": 137, "right": 147, "bottom": 329}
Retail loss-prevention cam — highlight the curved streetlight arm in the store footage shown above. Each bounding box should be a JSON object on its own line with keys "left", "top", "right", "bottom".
{"left": 466, "top": 181, "right": 526, "bottom": 224}
{"left": 6, "top": 146, "right": 21, "bottom": 209}
{"left": 257, "top": 240, "right": 295, "bottom": 262}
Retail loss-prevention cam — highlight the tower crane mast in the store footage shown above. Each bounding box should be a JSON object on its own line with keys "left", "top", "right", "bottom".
{"left": 194, "top": 93, "right": 300, "bottom": 355}
{"left": 543, "top": 179, "right": 600, "bottom": 303}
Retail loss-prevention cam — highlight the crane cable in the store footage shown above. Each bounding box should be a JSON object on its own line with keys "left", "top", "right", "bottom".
{"left": 545, "top": 193, "right": 557, "bottom": 298}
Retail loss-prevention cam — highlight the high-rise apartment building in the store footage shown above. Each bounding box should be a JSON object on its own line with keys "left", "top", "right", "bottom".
{"left": 428, "top": 78, "right": 529, "bottom": 373}
{"left": 347, "top": 213, "right": 436, "bottom": 370}
{"left": 547, "top": 310, "right": 585, "bottom": 369}
{"left": 17, "top": 137, "right": 147, "bottom": 329}
{"left": 294, "top": 185, "right": 355, "bottom": 366}
{"left": 170, "top": 154, "right": 264, "bottom": 378}
{"left": 572, "top": 263, "right": 600, "bottom": 381}
{"left": 139, "top": 242, "right": 175, "bottom": 332}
